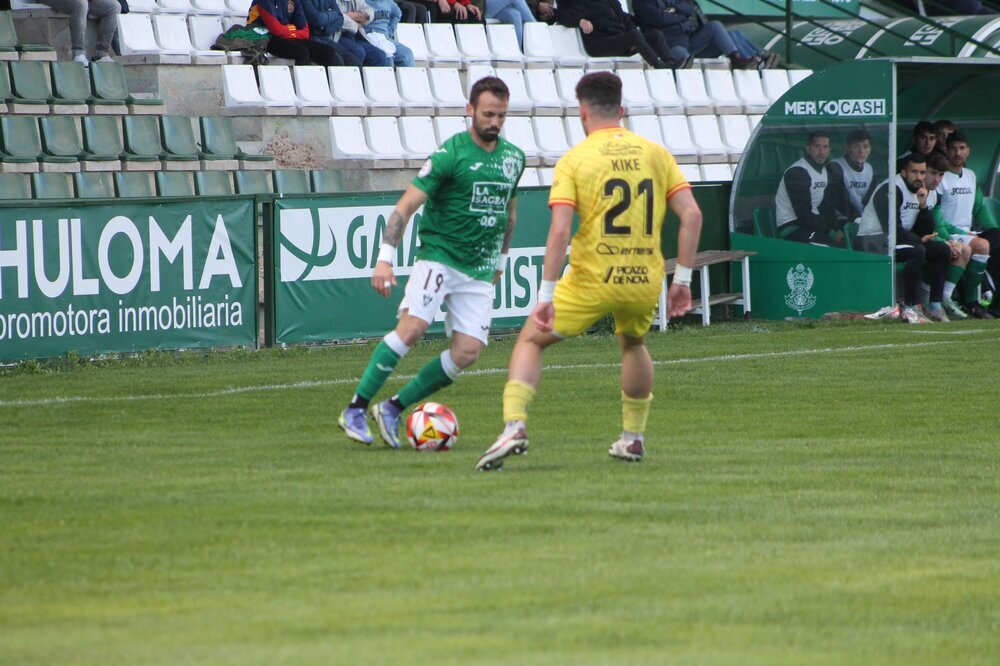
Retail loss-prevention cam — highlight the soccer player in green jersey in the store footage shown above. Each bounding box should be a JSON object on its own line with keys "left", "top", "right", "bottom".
{"left": 339, "top": 76, "right": 526, "bottom": 448}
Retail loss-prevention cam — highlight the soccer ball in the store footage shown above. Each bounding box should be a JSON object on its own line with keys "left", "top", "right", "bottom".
{"left": 406, "top": 402, "right": 459, "bottom": 451}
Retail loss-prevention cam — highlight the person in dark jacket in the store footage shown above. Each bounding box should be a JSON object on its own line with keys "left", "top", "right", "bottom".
{"left": 632, "top": 0, "right": 774, "bottom": 69}
{"left": 249, "top": 0, "right": 345, "bottom": 65}
{"left": 555, "top": 0, "right": 676, "bottom": 69}
{"left": 300, "top": 0, "right": 364, "bottom": 67}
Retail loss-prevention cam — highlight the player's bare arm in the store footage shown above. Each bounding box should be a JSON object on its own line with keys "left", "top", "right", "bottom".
{"left": 667, "top": 188, "right": 703, "bottom": 318}
{"left": 532, "top": 204, "right": 574, "bottom": 331}
{"left": 495, "top": 197, "right": 517, "bottom": 284}
{"left": 373, "top": 185, "right": 429, "bottom": 297}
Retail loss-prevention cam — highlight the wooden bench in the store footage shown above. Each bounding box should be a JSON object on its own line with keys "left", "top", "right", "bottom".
{"left": 654, "top": 249, "right": 756, "bottom": 329}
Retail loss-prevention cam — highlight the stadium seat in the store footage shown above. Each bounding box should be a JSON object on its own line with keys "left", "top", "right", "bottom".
{"left": 565, "top": 116, "right": 586, "bottom": 146}
{"left": 199, "top": 116, "right": 272, "bottom": 170}
{"left": 0, "top": 173, "right": 30, "bottom": 199}
{"left": 272, "top": 169, "right": 310, "bottom": 195}
{"left": 554, "top": 68, "right": 585, "bottom": 114}
{"left": 191, "top": 0, "right": 228, "bottom": 14}
{"left": 158, "top": 0, "right": 194, "bottom": 14}
{"left": 395, "top": 67, "right": 438, "bottom": 117}
{"left": 466, "top": 63, "right": 496, "bottom": 97}
{"left": 127, "top": 0, "right": 160, "bottom": 11}
{"left": 0, "top": 115, "right": 42, "bottom": 173}
{"left": 423, "top": 24, "right": 466, "bottom": 68}
{"left": 292, "top": 66, "right": 337, "bottom": 111}
{"left": 644, "top": 69, "right": 685, "bottom": 115}
{"left": 427, "top": 68, "right": 469, "bottom": 114}
{"left": 119, "top": 14, "right": 192, "bottom": 64}
{"left": 153, "top": 14, "right": 216, "bottom": 63}
{"left": 225, "top": 0, "right": 252, "bottom": 16}
{"left": 492, "top": 68, "right": 533, "bottom": 115}
{"left": 364, "top": 116, "right": 416, "bottom": 164}
{"left": 732, "top": 70, "right": 771, "bottom": 114}
{"left": 547, "top": 25, "right": 588, "bottom": 67}
{"left": 538, "top": 167, "right": 555, "bottom": 185}
{"left": 8, "top": 61, "right": 51, "bottom": 114}
{"left": 761, "top": 69, "right": 790, "bottom": 104}
{"left": 234, "top": 169, "right": 273, "bottom": 194}
{"left": 523, "top": 69, "right": 565, "bottom": 116}
{"left": 486, "top": 24, "right": 547, "bottom": 68}
{"left": 753, "top": 206, "right": 776, "bottom": 237}
{"left": 0, "top": 10, "right": 53, "bottom": 61}
{"left": 532, "top": 116, "right": 571, "bottom": 163}
{"left": 156, "top": 171, "right": 195, "bottom": 196}
{"left": 500, "top": 117, "right": 542, "bottom": 165}
{"left": 0, "top": 64, "right": 11, "bottom": 115}
{"left": 222, "top": 64, "right": 268, "bottom": 115}
{"left": 433, "top": 116, "right": 467, "bottom": 144}
{"left": 31, "top": 172, "right": 73, "bottom": 199}
{"left": 703, "top": 69, "right": 743, "bottom": 114}
{"left": 38, "top": 116, "right": 87, "bottom": 173}
{"left": 787, "top": 69, "right": 813, "bottom": 87}
{"left": 627, "top": 115, "right": 664, "bottom": 145}
{"left": 330, "top": 117, "right": 375, "bottom": 163}
{"left": 189, "top": 16, "right": 234, "bottom": 63}
{"left": 362, "top": 67, "right": 404, "bottom": 116}
{"left": 687, "top": 115, "right": 728, "bottom": 163}
{"left": 310, "top": 169, "right": 346, "bottom": 194}
{"left": 194, "top": 170, "right": 235, "bottom": 196}
{"left": 48, "top": 61, "right": 92, "bottom": 114}
{"left": 657, "top": 116, "right": 698, "bottom": 163}
{"left": 454, "top": 24, "right": 495, "bottom": 66}
{"left": 719, "top": 114, "right": 752, "bottom": 159}
{"left": 395, "top": 23, "right": 430, "bottom": 68}
{"left": 159, "top": 115, "right": 201, "bottom": 170}
{"left": 748, "top": 114, "right": 763, "bottom": 130}
{"left": 518, "top": 167, "right": 540, "bottom": 187}
{"left": 327, "top": 66, "right": 371, "bottom": 116}
{"left": 617, "top": 69, "right": 655, "bottom": 116}
{"left": 674, "top": 69, "right": 714, "bottom": 114}
{"left": 121, "top": 115, "right": 164, "bottom": 170}
{"left": 74, "top": 171, "right": 115, "bottom": 199}
{"left": 399, "top": 116, "right": 438, "bottom": 158}
{"left": 678, "top": 163, "right": 702, "bottom": 183}
{"left": 81, "top": 116, "right": 126, "bottom": 170}
{"left": 700, "top": 163, "right": 733, "bottom": 181}
{"left": 523, "top": 23, "right": 558, "bottom": 63}
{"left": 91, "top": 61, "right": 163, "bottom": 114}
{"left": 114, "top": 171, "right": 155, "bottom": 198}
{"left": 255, "top": 65, "right": 300, "bottom": 115}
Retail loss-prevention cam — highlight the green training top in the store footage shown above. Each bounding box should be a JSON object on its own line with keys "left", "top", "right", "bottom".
{"left": 411, "top": 130, "right": 525, "bottom": 282}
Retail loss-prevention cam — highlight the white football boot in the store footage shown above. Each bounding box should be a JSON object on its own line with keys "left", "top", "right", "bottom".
{"left": 608, "top": 437, "right": 645, "bottom": 462}
{"left": 475, "top": 422, "right": 529, "bottom": 472}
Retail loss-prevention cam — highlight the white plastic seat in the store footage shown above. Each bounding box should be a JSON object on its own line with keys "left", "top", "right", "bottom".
{"left": 787, "top": 69, "right": 813, "bottom": 87}
{"left": 518, "top": 167, "right": 541, "bottom": 187}
{"left": 748, "top": 114, "right": 763, "bottom": 130}
{"left": 674, "top": 69, "right": 714, "bottom": 114}
{"left": 293, "top": 65, "right": 337, "bottom": 108}
{"left": 188, "top": 15, "right": 230, "bottom": 63}
{"left": 364, "top": 117, "right": 415, "bottom": 161}
{"left": 523, "top": 23, "right": 558, "bottom": 64}
{"left": 396, "top": 23, "right": 430, "bottom": 67}
{"left": 119, "top": 14, "right": 190, "bottom": 62}
{"left": 627, "top": 115, "right": 663, "bottom": 145}
{"left": 501, "top": 117, "right": 541, "bottom": 164}
{"left": 532, "top": 116, "right": 571, "bottom": 163}
{"left": 221, "top": 64, "right": 266, "bottom": 110}
{"left": 700, "top": 163, "right": 733, "bottom": 181}
{"left": 538, "top": 167, "right": 555, "bottom": 185}
{"left": 423, "top": 23, "right": 467, "bottom": 68}
{"left": 644, "top": 69, "right": 684, "bottom": 115}
{"left": 761, "top": 69, "right": 790, "bottom": 104}
{"left": 658, "top": 115, "right": 698, "bottom": 162}
{"left": 225, "top": 0, "right": 251, "bottom": 16}
{"left": 616, "top": 69, "right": 655, "bottom": 116}
{"left": 719, "top": 114, "right": 752, "bottom": 159}
{"left": 523, "top": 69, "right": 565, "bottom": 116}
{"left": 565, "top": 116, "right": 586, "bottom": 147}
{"left": 686, "top": 115, "right": 728, "bottom": 163}
{"left": 679, "top": 163, "right": 702, "bottom": 183}
{"left": 152, "top": 14, "right": 196, "bottom": 53}
{"left": 395, "top": 67, "right": 437, "bottom": 116}
{"left": 191, "top": 0, "right": 227, "bottom": 13}
{"left": 260, "top": 65, "right": 329, "bottom": 114}
{"left": 433, "top": 116, "right": 468, "bottom": 144}
{"left": 399, "top": 116, "right": 439, "bottom": 157}
{"left": 548, "top": 25, "right": 588, "bottom": 67}
{"left": 486, "top": 24, "right": 546, "bottom": 67}
{"left": 362, "top": 67, "right": 403, "bottom": 116}
{"left": 703, "top": 69, "right": 742, "bottom": 114}
{"left": 327, "top": 66, "right": 371, "bottom": 115}
{"left": 466, "top": 63, "right": 497, "bottom": 97}
{"left": 428, "top": 68, "right": 469, "bottom": 113}
{"left": 125, "top": 0, "right": 159, "bottom": 12}
{"left": 554, "top": 68, "right": 585, "bottom": 113}
{"left": 493, "top": 68, "right": 533, "bottom": 115}
{"left": 732, "top": 70, "right": 770, "bottom": 114}
{"left": 157, "top": 0, "right": 191, "bottom": 14}
{"left": 329, "top": 117, "right": 374, "bottom": 160}
{"left": 454, "top": 24, "right": 495, "bottom": 65}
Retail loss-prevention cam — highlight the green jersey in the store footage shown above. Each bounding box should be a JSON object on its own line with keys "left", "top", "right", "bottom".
{"left": 411, "top": 130, "right": 525, "bottom": 282}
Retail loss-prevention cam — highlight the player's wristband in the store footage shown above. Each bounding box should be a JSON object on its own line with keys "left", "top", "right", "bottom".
{"left": 496, "top": 252, "right": 508, "bottom": 271}
{"left": 673, "top": 265, "right": 693, "bottom": 287}
{"left": 538, "top": 279, "right": 556, "bottom": 303}
{"left": 377, "top": 243, "right": 396, "bottom": 266}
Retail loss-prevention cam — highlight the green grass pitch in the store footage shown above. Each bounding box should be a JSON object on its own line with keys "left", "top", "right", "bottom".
{"left": 2, "top": 321, "right": 999, "bottom": 665}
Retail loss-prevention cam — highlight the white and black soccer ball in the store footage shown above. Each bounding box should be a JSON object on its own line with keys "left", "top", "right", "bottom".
{"left": 406, "top": 402, "right": 459, "bottom": 451}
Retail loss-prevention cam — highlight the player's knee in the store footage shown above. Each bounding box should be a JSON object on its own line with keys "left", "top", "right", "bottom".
{"left": 617, "top": 334, "right": 647, "bottom": 351}
{"left": 960, "top": 243, "right": 972, "bottom": 260}
{"left": 395, "top": 315, "right": 428, "bottom": 346}
{"left": 449, "top": 341, "right": 482, "bottom": 369}
{"left": 971, "top": 237, "right": 990, "bottom": 254}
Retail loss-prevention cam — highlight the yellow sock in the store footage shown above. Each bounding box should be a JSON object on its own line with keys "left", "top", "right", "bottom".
{"left": 622, "top": 392, "right": 653, "bottom": 434}
{"left": 503, "top": 380, "right": 537, "bottom": 423}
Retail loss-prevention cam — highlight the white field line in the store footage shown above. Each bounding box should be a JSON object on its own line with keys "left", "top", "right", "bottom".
{"left": 2, "top": 337, "right": 998, "bottom": 409}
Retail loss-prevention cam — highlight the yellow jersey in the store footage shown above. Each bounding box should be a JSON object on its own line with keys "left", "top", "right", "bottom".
{"left": 549, "top": 126, "right": 690, "bottom": 303}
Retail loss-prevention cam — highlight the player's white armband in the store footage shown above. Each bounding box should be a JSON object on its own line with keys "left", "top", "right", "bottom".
{"left": 673, "top": 265, "right": 692, "bottom": 287}
{"left": 496, "top": 252, "right": 508, "bottom": 271}
{"left": 538, "top": 280, "right": 556, "bottom": 303}
{"left": 377, "top": 244, "right": 396, "bottom": 266}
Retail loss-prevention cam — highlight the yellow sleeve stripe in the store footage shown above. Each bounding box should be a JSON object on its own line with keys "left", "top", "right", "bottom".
{"left": 666, "top": 182, "right": 693, "bottom": 200}
{"left": 549, "top": 198, "right": 577, "bottom": 209}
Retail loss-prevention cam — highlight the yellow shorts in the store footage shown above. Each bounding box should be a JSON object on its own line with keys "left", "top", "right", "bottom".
{"left": 552, "top": 280, "right": 657, "bottom": 339}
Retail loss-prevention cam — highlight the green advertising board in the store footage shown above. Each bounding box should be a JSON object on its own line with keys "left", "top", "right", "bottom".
{"left": 703, "top": 0, "right": 858, "bottom": 19}
{"left": 0, "top": 197, "right": 258, "bottom": 361}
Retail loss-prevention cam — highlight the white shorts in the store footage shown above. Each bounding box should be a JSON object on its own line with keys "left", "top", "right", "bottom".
{"left": 401, "top": 260, "right": 494, "bottom": 345}
{"left": 950, "top": 233, "right": 977, "bottom": 245}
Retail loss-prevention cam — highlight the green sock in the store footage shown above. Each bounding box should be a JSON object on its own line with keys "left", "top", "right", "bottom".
{"left": 355, "top": 340, "right": 402, "bottom": 402}
{"left": 396, "top": 351, "right": 458, "bottom": 408}
{"left": 944, "top": 264, "right": 965, "bottom": 301}
{"left": 961, "top": 258, "right": 988, "bottom": 303}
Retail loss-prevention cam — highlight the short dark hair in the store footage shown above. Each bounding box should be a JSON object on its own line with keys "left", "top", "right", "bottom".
{"left": 845, "top": 129, "right": 871, "bottom": 145}
{"left": 912, "top": 121, "right": 935, "bottom": 137}
{"left": 575, "top": 72, "right": 622, "bottom": 117}
{"left": 947, "top": 131, "right": 969, "bottom": 147}
{"left": 902, "top": 152, "right": 927, "bottom": 170}
{"left": 469, "top": 76, "right": 509, "bottom": 107}
{"left": 807, "top": 131, "right": 829, "bottom": 144}
{"left": 926, "top": 151, "right": 950, "bottom": 172}
{"left": 932, "top": 119, "right": 955, "bottom": 133}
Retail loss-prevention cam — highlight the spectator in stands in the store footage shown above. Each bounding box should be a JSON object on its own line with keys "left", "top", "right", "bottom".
{"left": 250, "top": 0, "right": 347, "bottom": 65}
{"left": 395, "top": 0, "right": 429, "bottom": 22}
{"left": 827, "top": 129, "right": 876, "bottom": 221}
{"left": 554, "top": 0, "right": 677, "bottom": 69}
{"left": 631, "top": 0, "right": 776, "bottom": 70}
{"left": 300, "top": 0, "right": 365, "bottom": 67}
{"left": 336, "top": 0, "right": 394, "bottom": 65}
{"left": 365, "top": 0, "right": 415, "bottom": 66}
{"left": 527, "top": 0, "right": 556, "bottom": 22}
{"left": 37, "top": 0, "right": 120, "bottom": 66}
{"left": 485, "top": 0, "right": 537, "bottom": 47}
{"left": 775, "top": 131, "right": 845, "bottom": 247}
{"left": 856, "top": 153, "right": 952, "bottom": 323}
{"left": 433, "top": 0, "right": 485, "bottom": 23}
{"left": 933, "top": 119, "right": 955, "bottom": 154}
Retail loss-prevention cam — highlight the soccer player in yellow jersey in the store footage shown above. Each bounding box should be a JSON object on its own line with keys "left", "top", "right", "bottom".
{"left": 476, "top": 71, "right": 703, "bottom": 471}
